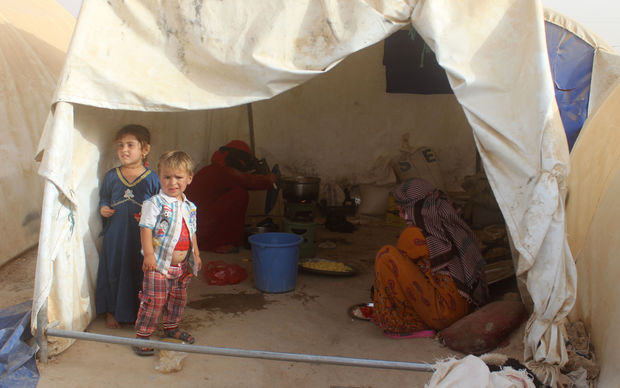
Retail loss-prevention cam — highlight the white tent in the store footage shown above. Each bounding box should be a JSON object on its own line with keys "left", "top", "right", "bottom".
{"left": 566, "top": 79, "right": 620, "bottom": 387}
{"left": 31, "top": 0, "right": 620, "bottom": 385}
{"left": 0, "top": 0, "right": 74, "bottom": 267}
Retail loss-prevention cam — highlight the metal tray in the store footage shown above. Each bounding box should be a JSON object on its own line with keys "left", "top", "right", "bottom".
{"left": 298, "top": 258, "right": 357, "bottom": 276}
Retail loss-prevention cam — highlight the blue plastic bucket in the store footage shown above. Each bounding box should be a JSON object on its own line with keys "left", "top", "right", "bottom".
{"left": 248, "top": 232, "right": 303, "bottom": 293}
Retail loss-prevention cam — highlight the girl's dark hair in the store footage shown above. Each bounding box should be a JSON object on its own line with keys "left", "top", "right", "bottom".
{"left": 114, "top": 124, "right": 151, "bottom": 148}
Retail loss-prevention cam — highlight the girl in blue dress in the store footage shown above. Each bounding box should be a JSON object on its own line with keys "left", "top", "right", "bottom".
{"left": 96, "top": 124, "right": 160, "bottom": 328}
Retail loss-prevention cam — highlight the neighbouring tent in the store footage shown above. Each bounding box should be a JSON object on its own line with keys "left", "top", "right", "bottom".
{"left": 0, "top": 0, "right": 75, "bottom": 267}
{"left": 566, "top": 78, "right": 620, "bottom": 388}
{"left": 29, "top": 0, "right": 617, "bottom": 385}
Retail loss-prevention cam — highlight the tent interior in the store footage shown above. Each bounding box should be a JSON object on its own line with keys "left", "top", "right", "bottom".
{"left": 2, "top": 0, "right": 620, "bottom": 386}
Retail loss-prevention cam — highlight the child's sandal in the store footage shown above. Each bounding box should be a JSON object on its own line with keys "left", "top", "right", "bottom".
{"left": 132, "top": 345, "right": 154, "bottom": 356}
{"left": 164, "top": 328, "right": 195, "bottom": 344}
{"left": 132, "top": 336, "right": 155, "bottom": 356}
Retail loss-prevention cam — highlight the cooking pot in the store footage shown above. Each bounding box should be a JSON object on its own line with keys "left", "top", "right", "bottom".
{"left": 243, "top": 224, "right": 278, "bottom": 249}
{"left": 280, "top": 176, "right": 321, "bottom": 202}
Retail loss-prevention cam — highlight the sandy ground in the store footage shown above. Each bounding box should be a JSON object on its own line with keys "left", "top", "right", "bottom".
{"left": 0, "top": 222, "right": 525, "bottom": 388}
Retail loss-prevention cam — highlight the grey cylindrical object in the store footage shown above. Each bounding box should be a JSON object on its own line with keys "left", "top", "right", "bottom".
{"left": 46, "top": 328, "right": 434, "bottom": 372}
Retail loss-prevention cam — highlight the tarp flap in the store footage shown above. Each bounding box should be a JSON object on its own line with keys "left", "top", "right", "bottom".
{"left": 410, "top": 0, "right": 576, "bottom": 383}
{"left": 0, "top": 301, "right": 39, "bottom": 388}
{"left": 545, "top": 21, "right": 594, "bottom": 150}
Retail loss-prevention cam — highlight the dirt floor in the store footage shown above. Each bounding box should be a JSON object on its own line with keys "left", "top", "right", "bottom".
{"left": 0, "top": 220, "right": 525, "bottom": 388}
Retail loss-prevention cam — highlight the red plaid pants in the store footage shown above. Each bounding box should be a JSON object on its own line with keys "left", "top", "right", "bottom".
{"left": 135, "top": 263, "right": 192, "bottom": 337}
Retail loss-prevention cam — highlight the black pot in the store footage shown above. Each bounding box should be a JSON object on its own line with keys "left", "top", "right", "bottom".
{"left": 281, "top": 176, "right": 321, "bottom": 202}
{"left": 243, "top": 225, "right": 278, "bottom": 249}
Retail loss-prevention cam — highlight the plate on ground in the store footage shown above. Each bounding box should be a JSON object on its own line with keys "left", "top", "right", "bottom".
{"left": 484, "top": 259, "right": 515, "bottom": 285}
{"left": 348, "top": 302, "right": 374, "bottom": 321}
{"left": 298, "top": 258, "right": 357, "bottom": 276}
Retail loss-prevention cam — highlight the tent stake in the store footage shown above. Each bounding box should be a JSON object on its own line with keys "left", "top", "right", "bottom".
{"left": 46, "top": 328, "right": 434, "bottom": 372}
{"left": 35, "top": 300, "right": 49, "bottom": 363}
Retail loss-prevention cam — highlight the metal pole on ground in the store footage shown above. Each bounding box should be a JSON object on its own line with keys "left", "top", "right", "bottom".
{"left": 46, "top": 328, "right": 434, "bottom": 372}
{"left": 35, "top": 300, "right": 48, "bottom": 363}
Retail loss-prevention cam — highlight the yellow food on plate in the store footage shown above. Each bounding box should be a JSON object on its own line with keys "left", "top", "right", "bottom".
{"left": 301, "top": 260, "right": 352, "bottom": 272}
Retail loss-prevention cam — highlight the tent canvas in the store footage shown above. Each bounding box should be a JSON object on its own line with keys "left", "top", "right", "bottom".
{"left": 0, "top": 0, "right": 74, "bottom": 267}
{"left": 566, "top": 78, "right": 620, "bottom": 388}
{"left": 31, "top": 0, "right": 608, "bottom": 384}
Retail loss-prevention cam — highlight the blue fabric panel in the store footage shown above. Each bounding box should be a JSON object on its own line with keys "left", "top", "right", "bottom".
{"left": 0, "top": 301, "right": 39, "bottom": 388}
{"left": 545, "top": 21, "right": 595, "bottom": 150}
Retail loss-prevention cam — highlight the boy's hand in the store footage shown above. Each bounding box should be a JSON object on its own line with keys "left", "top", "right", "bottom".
{"left": 142, "top": 253, "right": 157, "bottom": 272}
{"left": 194, "top": 253, "right": 202, "bottom": 271}
{"left": 191, "top": 234, "right": 202, "bottom": 271}
{"left": 100, "top": 206, "right": 115, "bottom": 217}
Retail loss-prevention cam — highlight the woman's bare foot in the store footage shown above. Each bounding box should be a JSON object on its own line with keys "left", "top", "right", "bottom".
{"left": 105, "top": 312, "right": 121, "bottom": 329}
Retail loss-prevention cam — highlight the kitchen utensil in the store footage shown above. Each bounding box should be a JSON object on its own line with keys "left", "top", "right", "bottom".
{"left": 264, "top": 164, "right": 280, "bottom": 214}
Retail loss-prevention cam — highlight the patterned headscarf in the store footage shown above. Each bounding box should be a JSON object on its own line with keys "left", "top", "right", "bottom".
{"left": 393, "top": 178, "right": 488, "bottom": 307}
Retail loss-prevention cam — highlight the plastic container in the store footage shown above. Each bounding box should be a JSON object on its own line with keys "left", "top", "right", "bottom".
{"left": 248, "top": 232, "right": 303, "bottom": 293}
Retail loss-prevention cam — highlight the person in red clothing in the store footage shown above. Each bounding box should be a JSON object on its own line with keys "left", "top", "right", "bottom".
{"left": 185, "top": 140, "right": 276, "bottom": 253}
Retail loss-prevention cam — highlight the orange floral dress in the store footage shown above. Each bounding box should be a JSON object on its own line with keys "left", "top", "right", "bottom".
{"left": 371, "top": 227, "right": 470, "bottom": 333}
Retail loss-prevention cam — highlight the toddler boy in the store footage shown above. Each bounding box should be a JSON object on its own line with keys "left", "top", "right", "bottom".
{"left": 133, "top": 150, "right": 202, "bottom": 356}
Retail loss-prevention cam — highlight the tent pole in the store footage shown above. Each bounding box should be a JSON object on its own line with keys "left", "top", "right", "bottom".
{"left": 46, "top": 328, "right": 434, "bottom": 372}
{"left": 246, "top": 103, "right": 256, "bottom": 158}
{"left": 36, "top": 300, "right": 49, "bottom": 363}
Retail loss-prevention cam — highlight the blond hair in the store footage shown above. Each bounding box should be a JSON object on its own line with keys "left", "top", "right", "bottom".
{"left": 157, "top": 150, "right": 194, "bottom": 176}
